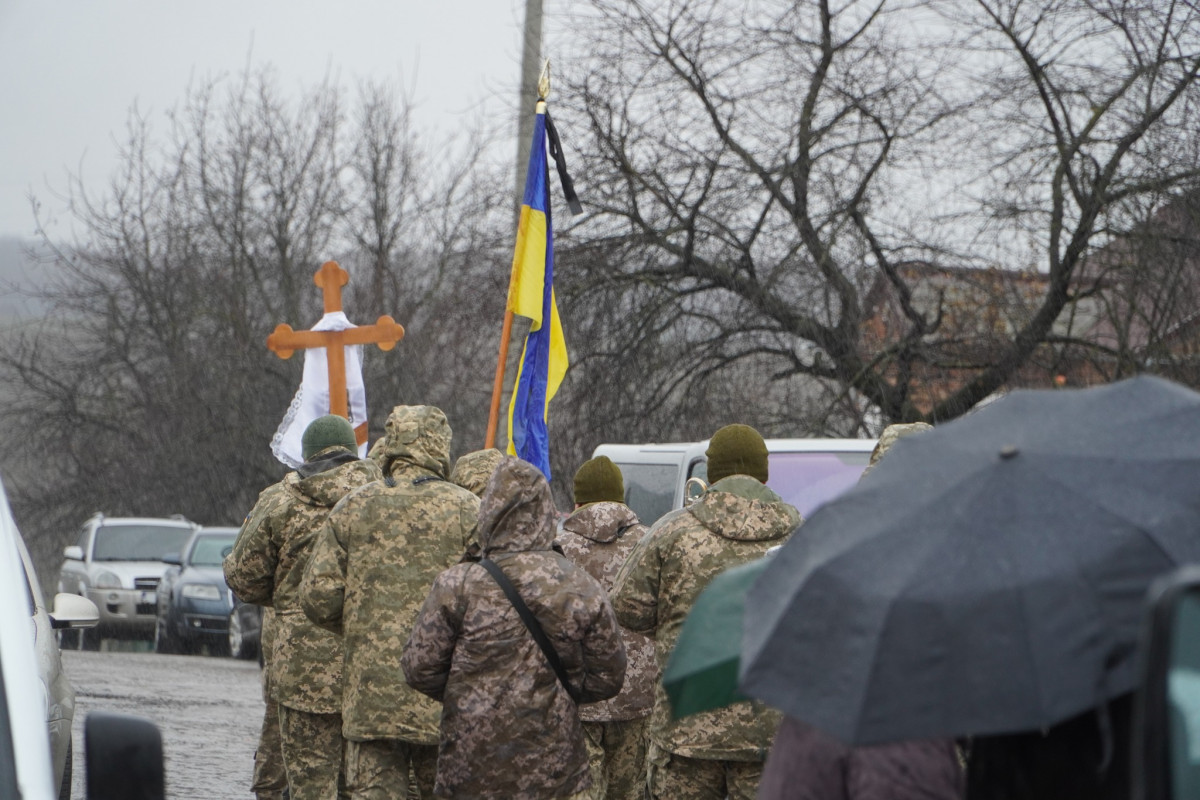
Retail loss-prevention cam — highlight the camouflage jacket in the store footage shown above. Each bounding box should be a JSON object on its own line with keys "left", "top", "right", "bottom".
{"left": 224, "top": 453, "right": 380, "bottom": 714}
{"left": 300, "top": 405, "right": 480, "bottom": 743}
{"left": 612, "top": 475, "right": 801, "bottom": 761}
{"left": 402, "top": 457, "right": 626, "bottom": 800}
{"left": 557, "top": 501, "right": 657, "bottom": 723}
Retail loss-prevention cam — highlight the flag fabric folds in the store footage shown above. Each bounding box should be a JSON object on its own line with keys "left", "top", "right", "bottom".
{"left": 506, "top": 108, "right": 569, "bottom": 479}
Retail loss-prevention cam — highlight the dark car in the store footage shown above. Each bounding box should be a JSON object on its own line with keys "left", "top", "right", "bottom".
{"left": 154, "top": 527, "right": 238, "bottom": 655}
{"left": 227, "top": 595, "right": 263, "bottom": 661}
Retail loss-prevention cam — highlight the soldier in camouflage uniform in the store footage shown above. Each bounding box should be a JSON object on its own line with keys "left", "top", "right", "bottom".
{"left": 556, "top": 456, "right": 657, "bottom": 800}
{"left": 449, "top": 448, "right": 504, "bottom": 497}
{"left": 612, "top": 424, "right": 801, "bottom": 800}
{"left": 226, "top": 415, "right": 383, "bottom": 800}
{"left": 300, "top": 405, "right": 480, "bottom": 800}
{"left": 402, "top": 456, "right": 628, "bottom": 800}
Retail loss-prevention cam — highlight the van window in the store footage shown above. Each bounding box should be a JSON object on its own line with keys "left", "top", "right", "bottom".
{"left": 620, "top": 463, "right": 678, "bottom": 525}
{"left": 767, "top": 452, "right": 870, "bottom": 517}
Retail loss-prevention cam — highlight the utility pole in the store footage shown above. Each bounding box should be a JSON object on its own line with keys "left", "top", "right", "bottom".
{"left": 515, "top": 0, "right": 544, "bottom": 212}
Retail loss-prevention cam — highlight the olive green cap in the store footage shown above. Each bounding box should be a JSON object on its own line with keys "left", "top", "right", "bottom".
{"left": 706, "top": 424, "right": 769, "bottom": 484}
{"left": 301, "top": 414, "right": 358, "bottom": 462}
{"left": 573, "top": 456, "right": 625, "bottom": 505}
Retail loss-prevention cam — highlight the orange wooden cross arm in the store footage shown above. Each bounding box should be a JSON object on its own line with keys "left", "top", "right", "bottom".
{"left": 267, "top": 317, "right": 406, "bottom": 359}
{"left": 340, "top": 316, "right": 405, "bottom": 349}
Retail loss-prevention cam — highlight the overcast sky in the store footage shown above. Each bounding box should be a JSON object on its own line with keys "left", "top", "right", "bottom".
{"left": 0, "top": 0, "right": 556, "bottom": 239}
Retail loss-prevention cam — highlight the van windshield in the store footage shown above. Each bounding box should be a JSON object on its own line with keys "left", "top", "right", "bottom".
{"left": 766, "top": 452, "right": 870, "bottom": 517}
{"left": 620, "top": 463, "right": 678, "bottom": 525}
{"left": 691, "top": 451, "right": 870, "bottom": 517}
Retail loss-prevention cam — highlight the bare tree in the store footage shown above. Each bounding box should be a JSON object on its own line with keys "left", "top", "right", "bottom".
{"left": 556, "top": 0, "right": 1200, "bottom": 427}
{"left": 0, "top": 67, "right": 507, "bottom": 583}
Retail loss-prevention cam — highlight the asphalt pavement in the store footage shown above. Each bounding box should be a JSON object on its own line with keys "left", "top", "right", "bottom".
{"left": 63, "top": 647, "right": 264, "bottom": 799}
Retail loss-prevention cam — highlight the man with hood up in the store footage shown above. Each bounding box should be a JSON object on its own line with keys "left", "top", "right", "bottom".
{"left": 225, "top": 414, "right": 383, "bottom": 800}
{"left": 612, "top": 423, "right": 801, "bottom": 800}
{"left": 556, "top": 456, "right": 657, "bottom": 800}
{"left": 401, "top": 456, "right": 628, "bottom": 799}
{"left": 300, "top": 405, "right": 480, "bottom": 800}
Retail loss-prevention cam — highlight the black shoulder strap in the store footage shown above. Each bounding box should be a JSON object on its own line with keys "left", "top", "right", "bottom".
{"left": 478, "top": 558, "right": 580, "bottom": 703}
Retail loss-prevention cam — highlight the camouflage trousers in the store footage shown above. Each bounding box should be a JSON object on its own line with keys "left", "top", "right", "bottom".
{"left": 646, "top": 744, "right": 764, "bottom": 800}
{"left": 253, "top": 696, "right": 290, "bottom": 800}
{"left": 278, "top": 704, "right": 347, "bottom": 800}
{"left": 343, "top": 738, "right": 437, "bottom": 800}
{"left": 582, "top": 717, "right": 649, "bottom": 800}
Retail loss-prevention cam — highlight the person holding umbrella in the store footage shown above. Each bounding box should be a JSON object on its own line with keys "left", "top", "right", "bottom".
{"left": 739, "top": 376, "right": 1200, "bottom": 798}
{"left": 612, "top": 423, "right": 801, "bottom": 800}
{"left": 758, "top": 422, "right": 965, "bottom": 800}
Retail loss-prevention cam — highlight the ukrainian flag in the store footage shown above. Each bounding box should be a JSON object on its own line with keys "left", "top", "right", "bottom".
{"left": 506, "top": 106, "right": 568, "bottom": 478}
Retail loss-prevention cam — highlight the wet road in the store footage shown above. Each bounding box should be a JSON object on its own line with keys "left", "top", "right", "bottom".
{"left": 63, "top": 648, "right": 264, "bottom": 799}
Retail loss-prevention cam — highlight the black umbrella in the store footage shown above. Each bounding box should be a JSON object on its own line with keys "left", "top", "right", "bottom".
{"left": 740, "top": 376, "right": 1200, "bottom": 745}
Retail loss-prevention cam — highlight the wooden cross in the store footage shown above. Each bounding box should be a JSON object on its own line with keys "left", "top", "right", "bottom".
{"left": 267, "top": 261, "right": 405, "bottom": 444}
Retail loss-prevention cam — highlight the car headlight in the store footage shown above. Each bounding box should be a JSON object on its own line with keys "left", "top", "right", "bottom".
{"left": 181, "top": 584, "right": 222, "bottom": 601}
{"left": 93, "top": 571, "right": 122, "bottom": 589}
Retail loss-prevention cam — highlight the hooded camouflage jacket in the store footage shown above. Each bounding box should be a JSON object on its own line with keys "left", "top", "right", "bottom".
{"left": 612, "top": 475, "right": 801, "bottom": 760}
{"left": 224, "top": 451, "right": 381, "bottom": 714}
{"left": 557, "top": 500, "right": 657, "bottom": 723}
{"left": 299, "top": 405, "right": 480, "bottom": 743}
{"left": 402, "top": 457, "right": 627, "bottom": 799}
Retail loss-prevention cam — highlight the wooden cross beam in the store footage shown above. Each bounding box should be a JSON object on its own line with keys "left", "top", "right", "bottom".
{"left": 266, "top": 261, "right": 405, "bottom": 441}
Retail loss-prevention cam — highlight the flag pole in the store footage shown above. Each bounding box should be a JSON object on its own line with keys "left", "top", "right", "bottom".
{"left": 484, "top": 308, "right": 516, "bottom": 449}
{"left": 485, "top": 62, "right": 552, "bottom": 450}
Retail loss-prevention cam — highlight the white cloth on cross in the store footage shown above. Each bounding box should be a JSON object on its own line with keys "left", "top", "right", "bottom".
{"left": 270, "top": 311, "right": 369, "bottom": 468}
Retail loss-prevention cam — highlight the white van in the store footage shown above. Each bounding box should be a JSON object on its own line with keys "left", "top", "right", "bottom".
{"left": 592, "top": 438, "right": 877, "bottom": 525}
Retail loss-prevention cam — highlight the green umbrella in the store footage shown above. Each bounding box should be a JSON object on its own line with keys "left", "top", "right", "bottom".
{"left": 663, "top": 555, "right": 772, "bottom": 719}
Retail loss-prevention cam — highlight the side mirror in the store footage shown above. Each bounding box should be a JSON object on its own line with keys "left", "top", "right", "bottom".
{"left": 85, "top": 711, "right": 165, "bottom": 800}
{"left": 1133, "top": 565, "right": 1200, "bottom": 800}
{"left": 62, "top": 545, "right": 83, "bottom": 561}
{"left": 161, "top": 553, "right": 182, "bottom": 566}
{"left": 49, "top": 593, "right": 100, "bottom": 630}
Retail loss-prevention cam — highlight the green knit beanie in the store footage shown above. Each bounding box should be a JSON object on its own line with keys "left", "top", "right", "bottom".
{"left": 302, "top": 415, "right": 358, "bottom": 461}
{"left": 706, "top": 424, "right": 769, "bottom": 484}
{"left": 573, "top": 456, "right": 625, "bottom": 505}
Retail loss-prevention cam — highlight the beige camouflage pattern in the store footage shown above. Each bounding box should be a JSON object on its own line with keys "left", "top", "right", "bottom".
{"left": 863, "top": 421, "right": 933, "bottom": 476}
{"left": 449, "top": 448, "right": 504, "bottom": 497}
{"left": 647, "top": 744, "right": 764, "bottom": 800}
{"left": 582, "top": 716, "right": 649, "bottom": 800}
{"left": 343, "top": 739, "right": 437, "bottom": 800}
{"left": 300, "top": 405, "right": 480, "bottom": 743}
{"left": 225, "top": 453, "right": 381, "bottom": 715}
{"left": 558, "top": 500, "right": 657, "bottom": 723}
{"left": 402, "top": 456, "right": 627, "bottom": 800}
{"left": 277, "top": 704, "right": 348, "bottom": 800}
{"left": 612, "top": 474, "right": 801, "bottom": 762}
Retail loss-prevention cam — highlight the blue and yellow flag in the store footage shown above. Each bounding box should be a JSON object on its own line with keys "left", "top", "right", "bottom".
{"left": 506, "top": 107, "right": 569, "bottom": 478}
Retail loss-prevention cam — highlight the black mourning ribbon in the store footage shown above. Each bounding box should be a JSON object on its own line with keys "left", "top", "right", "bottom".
{"left": 543, "top": 109, "right": 583, "bottom": 217}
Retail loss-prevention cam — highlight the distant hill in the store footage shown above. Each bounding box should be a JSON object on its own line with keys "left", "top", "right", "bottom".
{"left": 0, "top": 237, "right": 53, "bottom": 320}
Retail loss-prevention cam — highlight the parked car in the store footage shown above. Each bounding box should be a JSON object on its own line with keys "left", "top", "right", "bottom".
{"left": 0, "top": 477, "right": 162, "bottom": 799}
{"left": 58, "top": 513, "right": 198, "bottom": 648}
{"left": 592, "top": 438, "right": 877, "bottom": 524}
{"left": 227, "top": 595, "right": 264, "bottom": 662}
{"left": 155, "top": 526, "right": 239, "bottom": 655}
{"left": 9, "top": 487, "right": 99, "bottom": 798}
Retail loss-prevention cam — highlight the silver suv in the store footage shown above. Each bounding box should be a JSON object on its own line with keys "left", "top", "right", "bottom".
{"left": 58, "top": 514, "right": 198, "bottom": 647}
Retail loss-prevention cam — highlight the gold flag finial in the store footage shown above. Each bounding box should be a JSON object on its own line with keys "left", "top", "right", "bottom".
{"left": 538, "top": 60, "right": 551, "bottom": 100}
